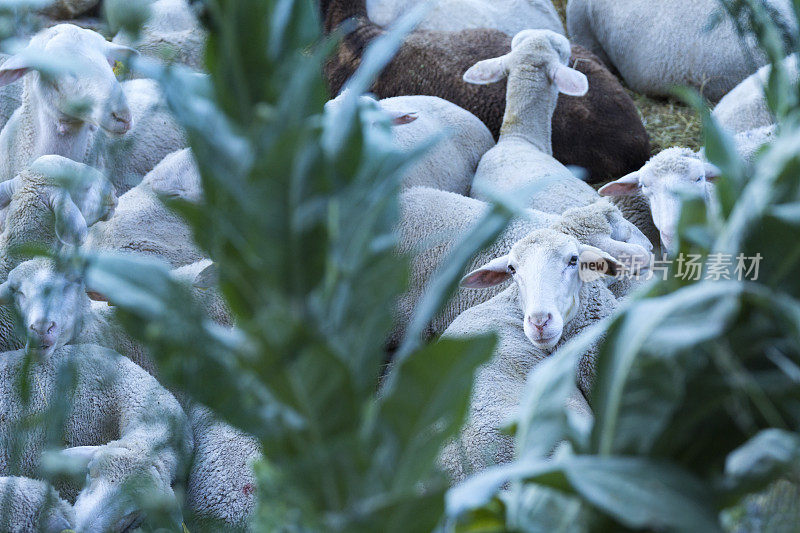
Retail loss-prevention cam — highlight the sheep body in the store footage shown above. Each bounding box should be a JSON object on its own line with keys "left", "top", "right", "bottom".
{"left": 566, "top": 0, "right": 795, "bottom": 101}
{"left": 440, "top": 280, "right": 611, "bottom": 481}
{"left": 366, "top": 0, "right": 564, "bottom": 36}
{"left": 185, "top": 405, "right": 260, "bottom": 531}
{"left": 86, "top": 149, "right": 203, "bottom": 268}
{"left": 0, "top": 344, "right": 192, "bottom": 529}
{"left": 0, "top": 476, "right": 75, "bottom": 533}
{"left": 322, "top": 0, "right": 650, "bottom": 181}
{"left": 712, "top": 55, "right": 798, "bottom": 134}
{"left": 382, "top": 95, "right": 493, "bottom": 194}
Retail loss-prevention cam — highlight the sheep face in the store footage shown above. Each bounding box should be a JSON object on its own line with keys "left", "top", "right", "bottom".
{"left": 598, "top": 148, "right": 719, "bottom": 251}
{"left": 0, "top": 25, "right": 136, "bottom": 136}
{"left": 461, "top": 229, "right": 621, "bottom": 350}
{"left": 0, "top": 260, "right": 87, "bottom": 357}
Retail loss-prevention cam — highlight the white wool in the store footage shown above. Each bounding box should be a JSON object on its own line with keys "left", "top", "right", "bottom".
{"left": 567, "top": 0, "right": 796, "bottom": 101}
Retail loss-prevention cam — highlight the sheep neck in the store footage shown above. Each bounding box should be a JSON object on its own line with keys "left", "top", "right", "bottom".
{"left": 24, "top": 76, "right": 96, "bottom": 166}
{"left": 499, "top": 69, "right": 558, "bottom": 154}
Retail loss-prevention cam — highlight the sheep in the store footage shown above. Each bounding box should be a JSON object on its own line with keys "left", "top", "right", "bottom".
{"left": 113, "top": 0, "right": 207, "bottom": 72}
{"left": 184, "top": 405, "right": 260, "bottom": 531}
{"left": 321, "top": 0, "right": 650, "bottom": 181}
{"left": 0, "top": 55, "right": 23, "bottom": 133}
{"left": 0, "top": 24, "right": 185, "bottom": 192}
{"left": 566, "top": 0, "right": 796, "bottom": 102}
{"left": 86, "top": 148, "right": 204, "bottom": 268}
{"left": 440, "top": 228, "right": 620, "bottom": 481}
{"left": 325, "top": 91, "right": 494, "bottom": 194}
{"left": 465, "top": 30, "right": 591, "bottom": 207}
{"left": 712, "top": 54, "right": 799, "bottom": 134}
{"left": 0, "top": 342, "right": 193, "bottom": 531}
{"left": 366, "top": 0, "right": 565, "bottom": 37}
{"left": 0, "top": 476, "right": 75, "bottom": 533}
{"left": 393, "top": 187, "right": 652, "bottom": 345}
{"left": 40, "top": 0, "right": 100, "bottom": 19}
{"left": 598, "top": 125, "right": 776, "bottom": 251}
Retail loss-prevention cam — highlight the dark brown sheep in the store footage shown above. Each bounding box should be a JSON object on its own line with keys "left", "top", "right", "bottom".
{"left": 321, "top": 0, "right": 650, "bottom": 182}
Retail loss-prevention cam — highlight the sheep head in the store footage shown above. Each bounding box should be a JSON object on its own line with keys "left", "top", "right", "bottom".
{"left": 461, "top": 229, "right": 622, "bottom": 350}
{"left": 0, "top": 24, "right": 137, "bottom": 136}
{"left": 598, "top": 147, "right": 720, "bottom": 251}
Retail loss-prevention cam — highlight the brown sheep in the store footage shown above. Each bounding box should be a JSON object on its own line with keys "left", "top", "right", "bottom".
{"left": 321, "top": 0, "right": 650, "bottom": 182}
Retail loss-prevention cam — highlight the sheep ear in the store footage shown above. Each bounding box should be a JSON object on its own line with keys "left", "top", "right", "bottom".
{"left": 193, "top": 263, "right": 218, "bottom": 290}
{"left": 390, "top": 111, "right": 418, "bottom": 125}
{"left": 463, "top": 56, "right": 509, "bottom": 85}
{"left": 0, "top": 177, "right": 19, "bottom": 209}
{"left": 704, "top": 162, "right": 721, "bottom": 182}
{"left": 578, "top": 245, "right": 624, "bottom": 282}
{"left": 551, "top": 63, "right": 589, "bottom": 96}
{"left": 54, "top": 195, "right": 89, "bottom": 246}
{"left": 598, "top": 173, "right": 640, "bottom": 197}
{"left": 0, "top": 54, "right": 30, "bottom": 86}
{"left": 104, "top": 42, "right": 139, "bottom": 67}
{"left": 461, "top": 255, "right": 511, "bottom": 288}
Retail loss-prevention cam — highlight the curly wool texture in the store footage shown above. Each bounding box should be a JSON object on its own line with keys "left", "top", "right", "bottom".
{"left": 86, "top": 149, "right": 203, "bottom": 268}
{"left": 184, "top": 405, "right": 261, "bottom": 531}
{"left": 439, "top": 280, "right": 612, "bottom": 482}
{"left": 567, "top": 0, "right": 796, "bottom": 101}
{"left": 0, "top": 344, "right": 192, "bottom": 503}
{"left": 0, "top": 476, "right": 75, "bottom": 533}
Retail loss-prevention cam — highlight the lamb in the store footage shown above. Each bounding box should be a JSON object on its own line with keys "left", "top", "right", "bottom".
{"left": 440, "top": 228, "right": 620, "bottom": 480}
{"left": 321, "top": 0, "right": 650, "bottom": 181}
{"left": 0, "top": 343, "right": 192, "bottom": 531}
{"left": 712, "top": 54, "right": 799, "bottom": 134}
{"left": 394, "top": 187, "right": 652, "bottom": 345}
{"left": 0, "top": 24, "right": 186, "bottom": 192}
{"left": 465, "top": 30, "right": 591, "bottom": 208}
{"left": 113, "top": 0, "right": 207, "bottom": 72}
{"left": 366, "top": 0, "right": 564, "bottom": 36}
{"left": 0, "top": 476, "right": 75, "bottom": 533}
{"left": 325, "top": 91, "right": 493, "bottom": 194}
{"left": 566, "top": 0, "right": 796, "bottom": 102}
{"left": 86, "top": 148, "right": 204, "bottom": 268}
{"left": 598, "top": 125, "right": 776, "bottom": 250}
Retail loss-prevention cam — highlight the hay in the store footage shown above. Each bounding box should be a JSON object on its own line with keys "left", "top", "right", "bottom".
{"left": 552, "top": 0, "right": 703, "bottom": 154}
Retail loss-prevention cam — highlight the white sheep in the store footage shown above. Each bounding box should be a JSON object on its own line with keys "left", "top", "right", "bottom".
{"left": 113, "top": 0, "right": 207, "bottom": 72}
{"left": 366, "top": 0, "right": 564, "bottom": 36}
{"left": 566, "top": 0, "right": 796, "bottom": 101}
{"left": 0, "top": 476, "right": 75, "bottom": 533}
{"left": 598, "top": 125, "right": 776, "bottom": 250}
{"left": 440, "top": 228, "right": 619, "bottom": 481}
{"left": 325, "top": 91, "right": 494, "bottom": 195}
{"left": 0, "top": 24, "right": 185, "bottom": 192}
{"left": 464, "top": 30, "right": 601, "bottom": 213}
{"left": 0, "top": 343, "right": 192, "bottom": 532}
{"left": 712, "top": 54, "right": 799, "bottom": 134}
{"left": 393, "top": 186, "right": 652, "bottom": 345}
{"left": 86, "top": 148, "right": 204, "bottom": 268}
{"left": 184, "top": 405, "right": 261, "bottom": 530}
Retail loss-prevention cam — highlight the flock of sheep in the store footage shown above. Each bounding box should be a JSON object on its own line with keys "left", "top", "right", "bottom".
{"left": 0, "top": 0, "right": 793, "bottom": 530}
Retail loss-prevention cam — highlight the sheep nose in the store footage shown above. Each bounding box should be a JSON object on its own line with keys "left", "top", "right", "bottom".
{"left": 30, "top": 321, "right": 56, "bottom": 336}
{"left": 527, "top": 312, "right": 552, "bottom": 331}
{"left": 112, "top": 110, "right": 132, "bottom": 130}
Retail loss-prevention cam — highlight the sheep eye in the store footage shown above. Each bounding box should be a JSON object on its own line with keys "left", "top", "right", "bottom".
{"left": 507, "top": 264, "right": 516, "bottom": 274}
{"left": 568, "top": 255, "right": 578, "bottom": 266}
